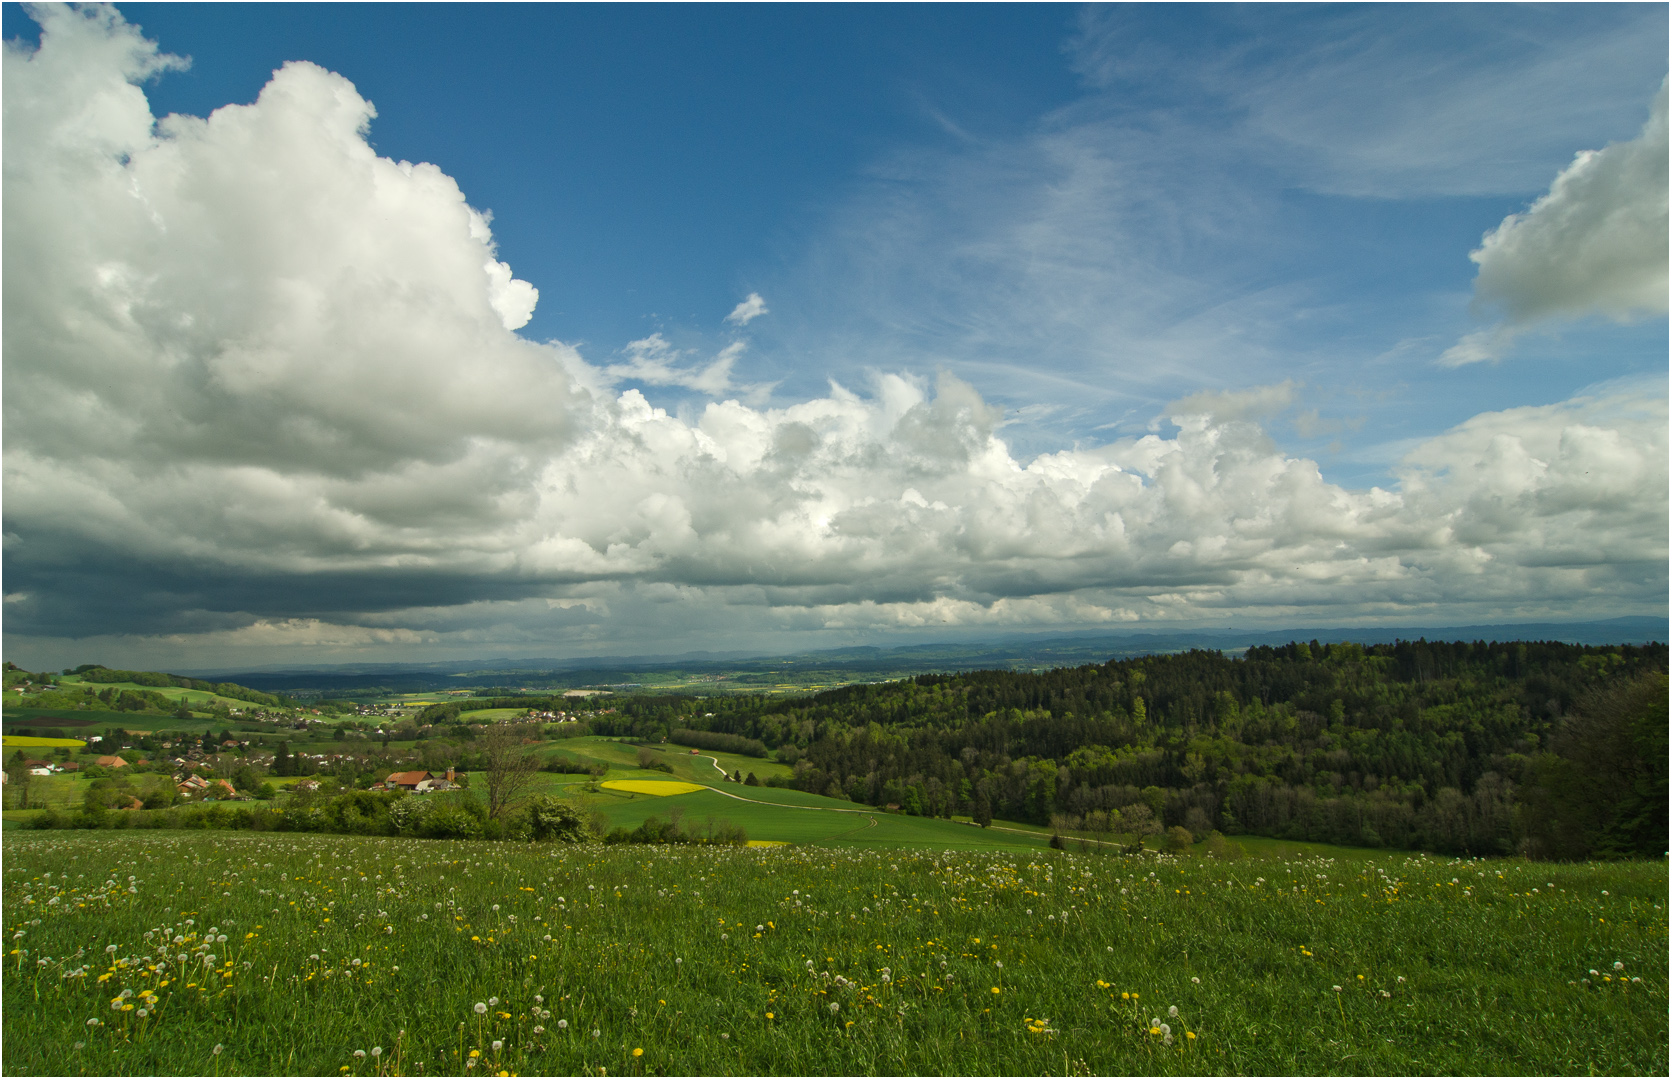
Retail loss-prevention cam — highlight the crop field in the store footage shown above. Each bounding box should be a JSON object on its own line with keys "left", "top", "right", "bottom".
{"left": 3, "top": 831, "right": 1664, "bottom": 1077}
{"left": 3, "top": 736, "right": 89, "bottom": 749}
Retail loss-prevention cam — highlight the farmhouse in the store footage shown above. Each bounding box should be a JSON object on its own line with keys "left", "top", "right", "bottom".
{"left": 95, "top": 755, "right": 128, "bottom": 769}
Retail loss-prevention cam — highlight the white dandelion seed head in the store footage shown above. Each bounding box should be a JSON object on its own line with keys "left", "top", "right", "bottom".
{"left": 474, "top": 1003, "right": 488, "bottom": 1015}
{"left": 1613, "top": 962, "right": 1624, "bottom": 971}
{"left": 557, "top": 1020, "right": 568, "bottom": 1030}
{"left": 353, "top": 1050, "right": 366, "bottom": 1059}
{"left": 1169, "top": 1005, "right": 1179, "bottom": 1017}
{"left": 488, "top": 997, "right": 499, "bottom": 1006}
{"left": 371, "top": 1048, "right": 382, "bottom": 1057}
{"left": 213, "top": 1045, "right": 224, "bottom": 1055}
{"left": 1191, "top": 976, "right": 1200, "bottom": 984}
{"left": 492, "top": 1040, "right": 503, "bottom": 1051}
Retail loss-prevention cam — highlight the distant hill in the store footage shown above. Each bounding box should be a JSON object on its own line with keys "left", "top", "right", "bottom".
{"left": 189, "top": 616, "right": 1666, "bottom": 698}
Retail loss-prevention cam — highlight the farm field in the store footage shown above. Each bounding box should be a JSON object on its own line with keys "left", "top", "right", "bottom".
{"left": 2, "top": 830, "right": 1664, "bottom": 1077}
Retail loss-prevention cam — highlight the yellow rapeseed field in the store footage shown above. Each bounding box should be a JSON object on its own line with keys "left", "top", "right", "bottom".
{"left": 600, "top": 779, "right": 707, "bottom": 796}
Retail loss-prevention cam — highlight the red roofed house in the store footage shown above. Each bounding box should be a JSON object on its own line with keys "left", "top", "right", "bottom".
{"left": 95, "top": 755, "right": 128, "bottom": 769}
{"left": 384, "top": 770, "right": 434, "bottom": 791}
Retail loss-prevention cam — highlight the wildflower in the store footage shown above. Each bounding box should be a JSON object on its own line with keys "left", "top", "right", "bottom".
{"left": 475, "top": 1003, "right": 488, "bottom": 1015}
{"left": 354, "top": 1051, "right": 366, "bottom": 1060}
{"left": 591, "top": 1029, "right": 601, "bottom": 1039}
{"left": 1613, "top": 962, "right": 1624, "bottom": 971}
{"left": 1186, "top": 1032, "right": 1196, "bottom": 1040}
{"left": 469, "top": 1050, "right": 481, "bottom": 1058}
{"left": 371, "top": 1048, "right": 382, "bottom": 1058}
{"left": 488, "top": 997, "right": 499, "bottom": 1006}
{"left": 1191, "top": 976, "right": 1200, "bottom": 984}
{"left": 632, "top": 1049, "right": 643, "bottom": 1058}
{"left": 764, "top": 1013, "right": 774, "bottom": 1021}
{"left": 829, "top": 1002, "right": 840, "bottom": 1013}
{"left": 1332, "top": 986, "right": 1342, "bottom": 992}
{"left": 1168, "top": 1005, "right": 1179, "bottom": 1017}
{"left": 534, "top": 1026, "right": 545, "bottom": 1035}
{"left": 557, "top": 1020, "right": 568, "bottom": 1030}
{"left": 491, "top": 1041, "right": 503, "bottom": 1052}
{"left": 213, "top": 1045, "right": 224, "bottom": 1056}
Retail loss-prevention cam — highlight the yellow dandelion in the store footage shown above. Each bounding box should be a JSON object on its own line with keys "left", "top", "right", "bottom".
{"left": 632, "top": 1048, "right": 643, "bottom": 1058}
{"left": 991, "top": 987, "right": 1001, "bottom": 994}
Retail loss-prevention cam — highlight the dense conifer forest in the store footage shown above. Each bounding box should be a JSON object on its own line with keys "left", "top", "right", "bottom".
{"left": 593, "top": 639, "right": 1667, "bottom": 859}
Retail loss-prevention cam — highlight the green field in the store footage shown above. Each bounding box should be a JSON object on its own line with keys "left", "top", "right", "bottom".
{"left": 2, "top": 831, "right": 1663, "bottom": 1077}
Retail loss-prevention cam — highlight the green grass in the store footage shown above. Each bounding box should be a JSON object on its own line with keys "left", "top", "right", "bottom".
{"left": 2, "top": 832, "right": 1663, "bottom": 1076}
{"left": 458, "top": 709, "right": 525, "bottom": 723}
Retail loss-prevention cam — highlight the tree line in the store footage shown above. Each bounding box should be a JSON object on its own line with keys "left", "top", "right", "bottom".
{"left": 580, "top": 639, "right": 1666, "bottom": 860}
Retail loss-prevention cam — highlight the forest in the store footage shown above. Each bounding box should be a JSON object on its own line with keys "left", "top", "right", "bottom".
{"left": 591, "top": 639, "right": 1666, "bottom": 860}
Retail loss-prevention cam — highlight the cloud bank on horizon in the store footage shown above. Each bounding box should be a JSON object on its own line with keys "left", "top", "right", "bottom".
{"left": 2, "top": 4, "right": 1666, "bottom": 670}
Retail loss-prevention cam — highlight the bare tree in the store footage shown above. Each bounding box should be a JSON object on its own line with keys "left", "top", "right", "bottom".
{"left": 480, "top": 727, "right": 542, "bottom": 821}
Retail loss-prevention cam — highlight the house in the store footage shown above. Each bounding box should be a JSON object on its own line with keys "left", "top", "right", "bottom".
{"left": 59, "top": 762, "right": 79, "bottom": 772}
{"left": 95, "top": 755, "right": 128, "bottom": 769}
{"left": 177, "top": 774, "right": 211, "bottom": 796}
{"left": 292, "top": 779, "right": 321, "bottom": 792}
{"left": 29, "top": 767, "right": 52, "bottom": 777}
{"left": 415, "top": 771, "right": 458, "bottom": 793}
{"left": 384, "top": 770, "right": 435, "bottom": 791}
{"left": 208, "top": 779, "right": 240, "bottom": 800}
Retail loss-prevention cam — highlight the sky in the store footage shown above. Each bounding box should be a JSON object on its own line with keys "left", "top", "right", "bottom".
{"left": 1, "top": 2, "right": 1666, "bottom": 672}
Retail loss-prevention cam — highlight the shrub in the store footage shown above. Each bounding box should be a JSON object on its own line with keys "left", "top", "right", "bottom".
{"left": 1165, "top": 825, "right": 1195, "bottom": 854}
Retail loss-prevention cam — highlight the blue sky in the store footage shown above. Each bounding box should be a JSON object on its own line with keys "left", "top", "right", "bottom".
{"left": 2, "top": 3, "right": 1666, "bottom": 669}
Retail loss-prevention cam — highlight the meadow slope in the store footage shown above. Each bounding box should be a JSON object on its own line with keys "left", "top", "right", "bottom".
{"left": 2, "top": 832, "right": 1664, "bottom": 1076}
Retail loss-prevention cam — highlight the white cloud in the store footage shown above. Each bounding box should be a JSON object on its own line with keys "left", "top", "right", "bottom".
{"left": 3, "top": 7, "right": 1664, "bottom": 667}
{"left": 1167, "top": 382, "right": 1297, "bottom": 423}
{"left": 725, "top": 292, "right": 768, "bottom": 325}
{"left": 602, "top": 334, "right": 758, "bottom": 398}
{"left": 1444, "top": 78, "right": 1668, "bottom": 365}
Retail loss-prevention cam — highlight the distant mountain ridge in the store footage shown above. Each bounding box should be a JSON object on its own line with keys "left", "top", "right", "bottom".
{"left": 190, "top": 616, "right": 1666, "bottom": 695}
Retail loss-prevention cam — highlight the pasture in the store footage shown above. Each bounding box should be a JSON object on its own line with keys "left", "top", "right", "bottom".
{"left": 2, "top": 830, "right": 1663, "bottom": 1077}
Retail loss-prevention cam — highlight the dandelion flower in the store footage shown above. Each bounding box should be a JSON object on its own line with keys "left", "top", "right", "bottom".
{"left": 354, "top": 1050, "right": 367, "bottom": 1060}
{"left": 1613, "top": 961, "right": 1624, "bottom": 971}
{"left": 557, "top": 1020, "right": 568, "bottom": 1030}
{"left": 371, "top": 1048, "right": 382, "bottom": 1058}
{"left": 488, "top": 997, "right": 499, "bottom": 1007}
{"left": 213, "top": 1045, "right": 224, "bottom": 1056}
{"left": 633, "top": 1048, "right": 643, "bottom": 1057}
{"left": 591, "top": 1029, "right": 601, "bottom": 1039}
{"left": 1332, "top": 985, "right": 1342, "bottom": 992}
{"left": 491, "top": 1040, "right": 503, "bottom": 1052}
{"left": 1168, "top": 1005, "right": 1178, "bottom": 1017}
{"left": 475, "top": 1003, "right": 489, "bottom": 1015}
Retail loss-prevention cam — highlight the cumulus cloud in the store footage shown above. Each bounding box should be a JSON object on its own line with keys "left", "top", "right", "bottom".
{"left": 725, "top": 292, "right": 769, "bottom": 325}
{"left": 2, "top": 6, "right": 1665, "bottom": 666}
{"left": 1443, "top": 78, "right": 1668, "bottom": 365}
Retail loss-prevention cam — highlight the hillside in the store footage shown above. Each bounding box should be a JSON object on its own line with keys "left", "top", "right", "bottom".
{"left": 591, "top": 638, "right": 1667, "bottom": 860}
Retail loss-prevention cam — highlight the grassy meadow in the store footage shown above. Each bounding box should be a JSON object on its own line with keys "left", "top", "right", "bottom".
{"left": 3, "top": 829, "right": 1665, "bottom": 1077}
